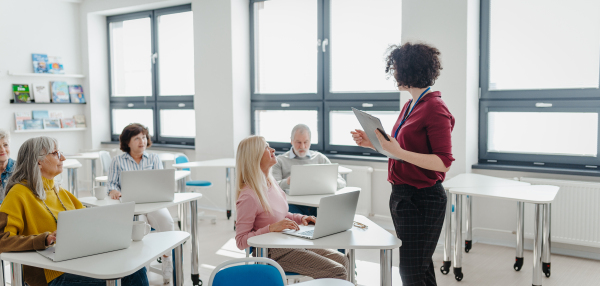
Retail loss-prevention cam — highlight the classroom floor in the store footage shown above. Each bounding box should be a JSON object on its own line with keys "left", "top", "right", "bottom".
{"left": 151, "top": 209, "right": 600, "bottom": 286}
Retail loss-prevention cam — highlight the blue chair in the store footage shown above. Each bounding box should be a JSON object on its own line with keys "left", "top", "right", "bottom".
{"left": 175, "top": 155, "right": 216, "bottom": 224}
{"left": 245, "top": 247, "right": 310, "bottom": 284}
{"left": 208, "top": 257, "right": 286, "bottom": 286}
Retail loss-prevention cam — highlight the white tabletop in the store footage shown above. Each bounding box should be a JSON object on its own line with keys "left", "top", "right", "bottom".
{"left": 286, "top": 187, "right": 361, "bottom": 208}
{"left": 64, "top": 152, "right": 100, "bottom": 160}
{"left": 449, "top": 185, "right": 559, "bottom": 204}
{"left": 95, "top": 171, "right": 189, "bottom": 184}
{"left": 295, "top": 278, "right": 354, "bottom": 286}
{"left": 79, "top": 193, "right": 202, "bottom": 215}
{"left": 1, "top": 231, "right": 189, "bottom": 280}
{"left": 96, "top": 176, "right": 108, "bottom": 183}
{"left": 173, "top": 158, "right": 236, "bottom": 169}
{"left": 248, "top": 215, "right": 401, "bottom": 249}
{"left": 63, "top": 159, "right": 82, "bottom": 169}
{"left": 444, "top": 173, "right": 530, "bottom": 189}
{"left": 338, "top": 166, "right": 352, "bottom": 175}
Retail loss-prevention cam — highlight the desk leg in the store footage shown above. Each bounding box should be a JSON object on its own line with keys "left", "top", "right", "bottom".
{"left": 182, "top": 202, "right": 189, "bottom": 233}
{"left": 348, "top": 249, "right": 356, "bottom": 284}
{"left": 69, "top": 168, "right": 79, "bottom": 198}
{"left": 0, "top": 260, "right": 5, "bottom": 286}
{"left": 380, "top": 249, "right": 392, "bottom": 286}
{"left": 133, "top": 215, "right": 139, "bottom": 221}
{"left": 67, "top": 168, "right": 74, "bottom": 195}
{"left": 533, "top": 204, "right": 544, "bottom": 286}
{"left": 174, "top": 244, "right": 184, "bottom": 286}
{"left": 342, "top": 174, "right": 348, "bottom": 181}
{"left": 226, "top": 168, "right": 232, "bottom": 220}
{"left": 453, "top": 194, "right": 463, "bottom": 281}
{"left": 10, "top": 262, "right": 23, "bottom": 286}
{"left": 106, "top": 279, "right": 121, "bottom": 286}
{"left": 441, "top": 188, "right": 452, "bottom": 275}
{"left": 515, "top": 201, "right": 525, "bottom": 271}
{"left": 190, "top": 200, "right": 201, "bottom": 286}
{"left": 258, "top": 248, "right": 268, "bottom": 259}
{"left": 542, "top": 203, "right": 551, "bottom": 278}
{"left": 465, "top": 195, "right": 473, "bottom": 253}
{"left": 91, "top": 159, "right": 97, "bottom": 196}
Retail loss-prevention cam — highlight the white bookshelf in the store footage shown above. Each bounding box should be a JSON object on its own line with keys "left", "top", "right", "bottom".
{"left": 7, "top": 70, "right": 85, "bottom": 78}
{"left": 13, "top": 127, "right": 87, "bottom": 134}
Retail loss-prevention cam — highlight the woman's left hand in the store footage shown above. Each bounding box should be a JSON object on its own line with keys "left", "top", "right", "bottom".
{"left": 301, "top": 215, "right": 317, "bottom": 226}
{"left": 374, "top": 129, "right": 404, "bottom": 158}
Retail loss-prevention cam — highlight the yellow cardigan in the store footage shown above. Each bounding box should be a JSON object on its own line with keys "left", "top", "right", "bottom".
{"left": 0, "top": 177, "right": 84, "bottom": 285}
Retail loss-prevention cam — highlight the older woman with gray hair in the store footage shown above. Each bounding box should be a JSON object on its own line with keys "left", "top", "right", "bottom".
{"left": 0, "top": 129, "right": 15, "bottom": 200}
{"left": 0, "top": 136, "right": 149, "bottom": 286}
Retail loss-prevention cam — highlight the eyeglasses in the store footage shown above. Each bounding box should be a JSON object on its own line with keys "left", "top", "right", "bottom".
{"left": 49, "top": 150, "right": 64, "bottom": 159}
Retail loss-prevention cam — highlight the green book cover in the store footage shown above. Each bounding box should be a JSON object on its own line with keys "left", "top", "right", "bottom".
{"left": 13, "top": 84, "right": 31, "bottom": 103}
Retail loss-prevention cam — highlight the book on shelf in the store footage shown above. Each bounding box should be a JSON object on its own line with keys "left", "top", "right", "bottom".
{"left": 47, "top": 56, "right": 64, "bottom": 74}
{"left": 43, "top": 118, "right": 61, "bottom": 129}
{"left": 73, "top": 114, "right": 86, "bottom": 128}
{"left": 32, "top": 54, "right": 48, "bottom": 73}
{"left": 60, "top": 118, "right": 76, "bottom": 128}
{"left": 50, "top": 81, "right": 70, "bottom": 103}
{"left": 33, "top": 84, "right": 50, "bottom": 103}
{"left": 13, "top": 84, "right": 31, "bottom": 103}
{"left": 32, "top": 110, "right": 49, "bottom": 119}
{"left": 24, "top": 119, "right": 44, "bottom": 130}
{"left": 68, "top": 85, "right": 85, "bottom": 103}
{"left": 49, "top": 111, "right": 63, "bottom": 119}
{"left": 14, "top": 112, "right": 31, "bottom": 130}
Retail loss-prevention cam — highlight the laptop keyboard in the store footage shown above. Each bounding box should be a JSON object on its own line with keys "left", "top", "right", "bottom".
{"left": 298, "top": 230, "right": 314, "bottom": 237}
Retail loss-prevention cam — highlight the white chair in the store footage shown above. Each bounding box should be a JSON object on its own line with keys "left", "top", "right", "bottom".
{"left": 94, "top": 151, "right": 112, "bottom": 187}
{"left": 175, "top": 154, "right": 217, "bottom": 224}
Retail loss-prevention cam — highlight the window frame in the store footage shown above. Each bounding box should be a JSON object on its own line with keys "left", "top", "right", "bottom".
{"left": 156, "top": 102, "right": 196, "bottom": 145}
{"left": 107, "top": 4, "right": 194, "bottom": 146}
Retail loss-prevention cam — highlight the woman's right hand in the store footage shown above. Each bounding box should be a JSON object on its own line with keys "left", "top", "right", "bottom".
{"left": 269, "top": 218, "right": 300, "bottom": 232}
{"left": 350, "top": 129, "right": 375, "bottom": 150}
{"left": 46, "top": 231, "right": 56, "bottom": 246}
{"left": 109, "top": 190, "right": 122, "bottom": 200}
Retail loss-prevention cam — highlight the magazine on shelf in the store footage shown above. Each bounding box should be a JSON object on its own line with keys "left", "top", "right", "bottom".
{"left": 32, "top": 110, "right": 49, "bottom": 120}
{"left": 68, "top": 85, "right": 85, "bottom": 103}
{"left": 32, "top": 54, "right": 48, "bottom": 73}
{"left": 73, "top": 114, "right": 86, "bottom": 128}
{"left": 61, "top": 118, "right": 77, "bottom": 128}
{"left": 47, "top": 56, "right": 64, "bottom": 74}
{"left": 50, "top": 81, "right": 70, "bottom": 103}
{"left": 43, "top": 119, "right": 61, "bottom": 129}
{"left": 24, "top": 119, "right": 44, "bottom": 130}
{"left": 13, "top": 84, "right": 31, "bottom": 103}
{"left": 14, "top": 112, "right": 32, "bottom": 130}
{"left": 33, "top": 84, "right": 50, "bottom": 103}
{"left": 49, "top": 111, "right": 63, "bottom": 119}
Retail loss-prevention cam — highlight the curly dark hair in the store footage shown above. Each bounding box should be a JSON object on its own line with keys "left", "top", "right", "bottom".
{"left": 385, "top": 42, "right": 442, "bottom": 88}
{"left": 119, "top": 123, "right": 152, "bottom": 153}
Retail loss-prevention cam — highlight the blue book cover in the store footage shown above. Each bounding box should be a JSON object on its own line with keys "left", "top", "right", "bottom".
{"left": 24, "top": 119, "right": 44, "bottom": 130}
{"left": 50, "top": 81, "right": 70, "bottom": 103}
{"left": 47, "top": 56, "right": 64, "bottom": 74}
{"left": 68, "top": 85, "right": 85, "bottom": 103}
{"left": 32, "top": 54, "right": 48, "bottom": 73}
{"left": 32, "top": 110, "right": 49, "bottom": 120}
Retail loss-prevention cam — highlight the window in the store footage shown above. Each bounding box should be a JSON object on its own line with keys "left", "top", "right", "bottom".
{"left": 108, "top": 5, "right": 195, "bottom": 145}
{"left": 479, "top": 0, "right": 600, "bottom": 171}
{"left": 250, "top": 0, "right": 402, "bottom": 155}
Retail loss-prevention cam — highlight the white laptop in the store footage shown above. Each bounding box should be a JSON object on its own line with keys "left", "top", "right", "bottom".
{"left": 120, "top": 169, "right": 175, "bottom": 203}
{"left": 288, "top": 164, "right": 338, "bottom": 196}
{"left": 283, "top": 189, "right": 360, "bottom": 240}
{"left": 37, "top": 202, "right": 135, "bottom": 262}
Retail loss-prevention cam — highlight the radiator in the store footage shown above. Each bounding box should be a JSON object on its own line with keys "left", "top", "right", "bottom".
{"left": 520, "top": 177, "right": 600, "bottom": 248}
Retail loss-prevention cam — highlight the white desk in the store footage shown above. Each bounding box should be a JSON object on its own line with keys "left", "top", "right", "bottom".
{"left": 285, "top": 187, "right": 361, "bottom": 208}
{"left": 338, "top": 166, "right": 352, "bottom": 181}
{"left": 79, "top": 193, "right": 203, "bottom": 286}
{"left": 2, "top": 231, "right": 189, "bottom": 286}
{"left": 65, "top": 152, "right": 100, "bottom": 195}
{"left": 450, "top": 185, "right": 559, "bottom": 286}
{"left": 440, "top": 173, "right": 531, "bottom": 275}
{"left": 62, "top": 159, "right": 82, "bottom": 197}
{"left": 247, "top": 215, "right": 401, "bottom": 286}
{"left": 95, "top": 170, "right": 190, "bottom": 186}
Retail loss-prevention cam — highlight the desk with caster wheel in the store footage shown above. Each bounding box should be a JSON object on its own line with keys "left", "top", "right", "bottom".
{"left": 450, "top": 185, "right": 559, "bottom": 286}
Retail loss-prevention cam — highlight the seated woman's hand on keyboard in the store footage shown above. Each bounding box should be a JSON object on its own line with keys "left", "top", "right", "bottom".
{"left": 301, "top": 215, "right": 316, "bottom": 226}
{"left": 269, "top": 218, "right": 300, "bottom": 232}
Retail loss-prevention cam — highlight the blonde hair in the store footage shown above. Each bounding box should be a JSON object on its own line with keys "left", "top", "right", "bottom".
{"left": 236, "top": 136, "right": 277, "bottom": 214}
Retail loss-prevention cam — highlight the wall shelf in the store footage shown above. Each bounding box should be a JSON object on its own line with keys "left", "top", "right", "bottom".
{"left": 7, "top": 70, "right": 85, "bottom": 78}
{"left": 13, "top": 128, "right": 87, "bottom": 134}
{"left": 10, "top": 99, "right": 86, "bottom": 104}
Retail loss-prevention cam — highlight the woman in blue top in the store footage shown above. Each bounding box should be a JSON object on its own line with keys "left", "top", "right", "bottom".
{"left": 107, "top": 123, "right": 175, "bottom": 285}
{"left": 0, "top": 130, "right": 15, "bottom": 202}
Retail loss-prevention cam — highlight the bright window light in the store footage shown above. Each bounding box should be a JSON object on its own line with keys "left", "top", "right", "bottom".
{"left": 329, "top": 110, "right": 398, "bottom": 146}
{"left": 158, "top": 11, "right": 195, "bottom": 96}
{"left": 255, "top": 110, "right": 319, "bottom": 143}
{"left": 160, "top": 109, "right": 195, "bottom": 138}
{"left": 112, "top": 109, "right": 154, "bottom": 136}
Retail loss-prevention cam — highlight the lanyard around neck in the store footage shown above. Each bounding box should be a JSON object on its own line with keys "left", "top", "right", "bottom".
{"left": 393, "top": 87, "right": 431, "bottom": 138}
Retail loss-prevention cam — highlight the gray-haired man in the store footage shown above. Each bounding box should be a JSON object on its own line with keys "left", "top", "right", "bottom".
{"left": 272, "top": 124, "right": 346, "bottom": 216}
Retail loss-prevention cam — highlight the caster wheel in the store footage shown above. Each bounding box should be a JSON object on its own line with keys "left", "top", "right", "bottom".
{"left": 453, "top": 268, "right": 463, "bottom": 281}
{"left": 455, "top": 273, "right": 463, "bottom": 281}
{"left": 440, "top": 261, "right": 451, "bottom": 275}
{"left": 192, "top": 274, "right": 203, "bottom": 286}
{"left": 157, "top": 257, "right": 162, "bottom": 263}
{"left": 227, "top": 210, "right": 231, "bottom": 220}
{"left": 465, "top": 240, "right": 472, "bottom": 253}
{"left": 543, "top": 263, "right": 551, "bottom": 277}
{"left": 514, "top": 257, "right": 524, "bottom": 271}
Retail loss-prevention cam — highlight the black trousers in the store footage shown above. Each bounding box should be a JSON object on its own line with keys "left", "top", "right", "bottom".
{"left": 390, "top": 181, "right": 447, "bottom": 286}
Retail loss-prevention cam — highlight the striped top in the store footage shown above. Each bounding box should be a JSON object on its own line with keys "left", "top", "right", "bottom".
{"left": 107, "top": 152, "right": 163, "bottom": 192}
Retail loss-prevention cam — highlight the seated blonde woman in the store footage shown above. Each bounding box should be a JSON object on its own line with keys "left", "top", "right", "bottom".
{"left": 234, "top": 135, "right": 349, "bottom": 280}
{"left": 0, "top": 136, "right": 148, "bottom": 286}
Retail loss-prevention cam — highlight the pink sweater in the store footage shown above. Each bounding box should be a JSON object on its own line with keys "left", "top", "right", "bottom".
{"left": 235, "top": 183, "right": 305, "bottom": 250}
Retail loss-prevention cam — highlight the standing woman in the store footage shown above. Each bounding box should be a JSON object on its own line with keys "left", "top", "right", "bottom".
{"left": 0, "top": 129, "right": 15, "bottom": 202}
{"left": 351, "top": 42, "right": 454, "bottom": 286}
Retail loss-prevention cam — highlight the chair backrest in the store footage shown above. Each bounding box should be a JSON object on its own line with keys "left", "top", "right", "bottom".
{"left": 98, "top": 151, "right": 112, "bottom": 175}
{"left": 175, "top": 155, "right": 190, "bottom": 171}
{"left": 209, "top": 257, "right": 286, "bottom": 286}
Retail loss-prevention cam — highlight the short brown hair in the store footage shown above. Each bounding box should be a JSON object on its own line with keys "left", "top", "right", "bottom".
{"left": 385, "top": 42, "right": 442, "bottom": 88}
{"left": 119, "top": 123, "right": 152, "bottom": 153}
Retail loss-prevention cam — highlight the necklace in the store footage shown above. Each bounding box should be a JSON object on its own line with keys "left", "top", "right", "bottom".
{"left": 41, "top": 190, "right": 68, "bottom": 224}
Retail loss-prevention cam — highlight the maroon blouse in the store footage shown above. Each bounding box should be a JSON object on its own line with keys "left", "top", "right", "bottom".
{"left": 387, "top": 91, "right": 455, "bottom": 189}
